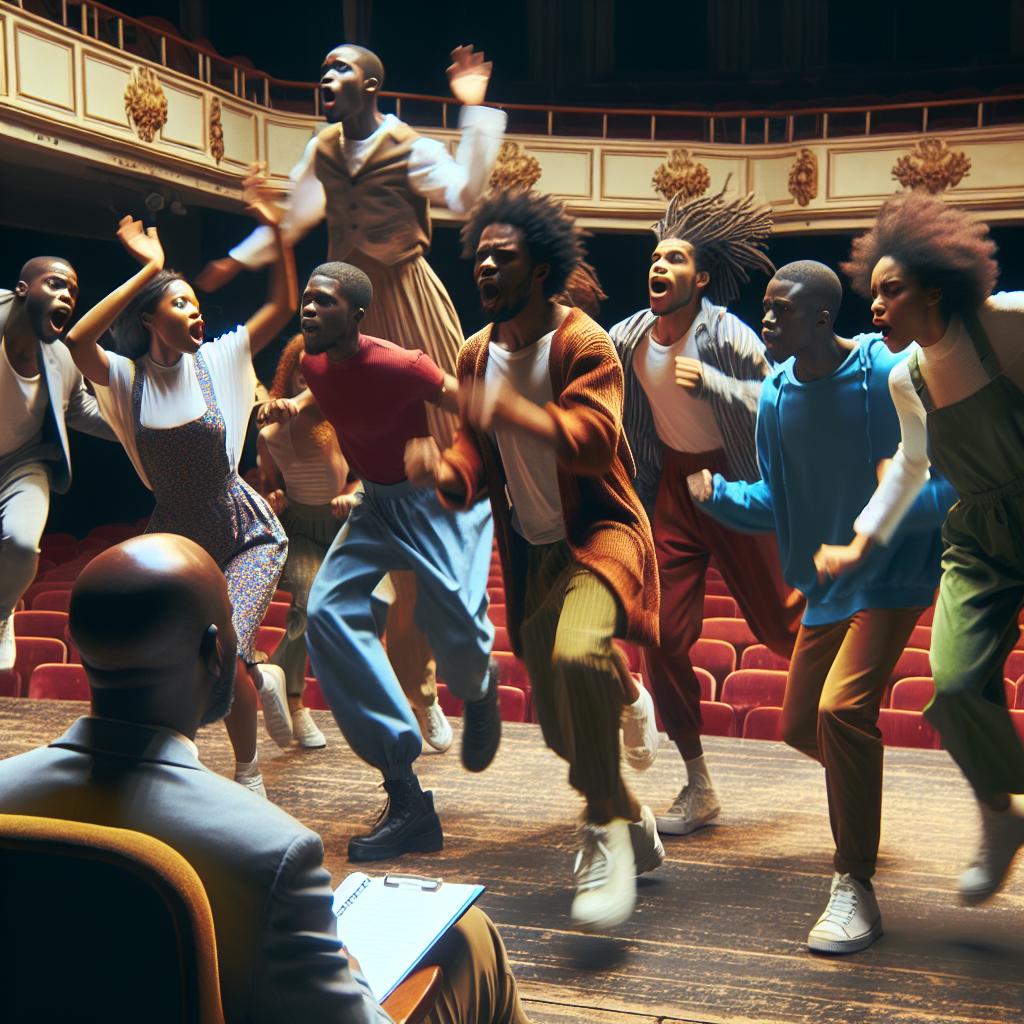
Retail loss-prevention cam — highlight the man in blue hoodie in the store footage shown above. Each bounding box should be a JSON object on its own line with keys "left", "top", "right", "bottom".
{"left": 688, "top": 260, "right": 954, "bottom": 955}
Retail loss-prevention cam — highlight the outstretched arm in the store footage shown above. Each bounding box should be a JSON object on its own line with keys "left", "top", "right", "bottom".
{"left": 241, "top": 165, "right": 299, "bottom": 355}
{"left": 64, "top": 217, "right": 165, "bottom": 387}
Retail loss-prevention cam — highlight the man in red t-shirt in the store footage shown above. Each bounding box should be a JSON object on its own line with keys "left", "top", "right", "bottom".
{"left": 261, "top": 262, "right": 499, "bottom": 862}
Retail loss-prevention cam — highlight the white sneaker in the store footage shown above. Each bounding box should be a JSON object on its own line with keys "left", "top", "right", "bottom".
{"left": 959, "top": 796, "right": 1024, "bottom": 905}
{"left": 656, "top": 779, "right": 721, "bottom": 836}
{"left": 621, "top": 683, "right": 659, "bottom": 771}
{"left": 418, "top": 701, "right": 453, "bottom": 754}
{"left": 256, "top": 664, "right": 293, "bottom": 749}
{"left": 0, "top": 614, "right": 15, "bottom": 672}
{"left": 807, "top": 873, "right": 882, "bottom": 954}
{"left": 291, "top": 707, "right": 327, "bottom": 749}
{"left": 629, "top": 804, "right": 665, "bottom": 875}
{"left": 570, "top": 818, "right": 636, "bottom": 931}
{"left": 234, "top": 769, "right": 267, "bottom": 799}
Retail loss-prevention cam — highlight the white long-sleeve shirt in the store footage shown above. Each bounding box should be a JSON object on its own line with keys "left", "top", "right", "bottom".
{"left": 854, "top": 291, "right": 1024, "bottom": 544}
{"left": 230, "top": 106, "right": 507, "bottom": 269}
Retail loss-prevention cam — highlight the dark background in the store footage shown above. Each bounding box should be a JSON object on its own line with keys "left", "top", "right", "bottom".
{"left": 4, "top": 0, "right": 1024, "bottom": 535}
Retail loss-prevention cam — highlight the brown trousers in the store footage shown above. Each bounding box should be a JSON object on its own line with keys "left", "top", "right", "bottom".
{"left": 643, "top": 448, "right": 802, "bottom": 744}
{"left": 780, "top": 606, "right": 924, "bottom": 879}
{"left": 520, "top": 541, "right": 641, "bottom": 825}
{"left": 425, "top": 907, "right": 530, "bottom": 1024}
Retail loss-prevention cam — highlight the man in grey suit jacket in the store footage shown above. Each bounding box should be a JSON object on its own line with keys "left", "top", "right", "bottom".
{"left": 0, "top": 533, "right": 528, "bottom": 1024}
{"left": 0, "top": 256, "right": 115, "bottom": 670}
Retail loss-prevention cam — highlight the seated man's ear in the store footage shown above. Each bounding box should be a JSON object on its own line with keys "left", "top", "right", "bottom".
{"left": 199, "top": 624, "right": 225, "bottom": 677}
{"left": 354, "top": 307, "right": 366, "bottom": 322}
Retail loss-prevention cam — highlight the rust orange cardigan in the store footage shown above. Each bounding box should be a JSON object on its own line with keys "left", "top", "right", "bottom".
{"left": 439, "top": 308, "right": 660, "bottom": 655}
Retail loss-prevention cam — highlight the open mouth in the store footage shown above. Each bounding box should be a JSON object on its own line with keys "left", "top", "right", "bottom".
{"left": 873, "top": 320, "right": 891, "bottom": 337}
{"left": 49, "top": 306, "right": 72, "bottom": 333}
{"left": 189, "top": 320, "right": 205, "bottom": 343}
{"left": 478, "top": 280, "right": 500, "bottom": 303}
{"left": 649, "top": 279, "right": 671, "bottom": 297}
{"left": 320, "top": 86, "right": 336, "bottom": 109}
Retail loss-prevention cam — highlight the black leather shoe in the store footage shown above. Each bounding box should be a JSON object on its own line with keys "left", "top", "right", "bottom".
{"left": 347, "top": 778, "right": 444, "bottom": 862}
{"left": 462, "top": 660, "right": 501, "bottom": 773}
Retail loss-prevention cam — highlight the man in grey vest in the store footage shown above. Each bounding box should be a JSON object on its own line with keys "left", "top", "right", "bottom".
{"left": 609, "top": 188, "right": 802, "bottom": 836}
{"left": 0, "top": 257, "right": 114, "bottom": 670}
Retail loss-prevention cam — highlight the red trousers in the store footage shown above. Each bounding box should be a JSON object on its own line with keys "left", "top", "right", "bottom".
{"left": 643, "top": 448, "right": 803, "bottom": 744}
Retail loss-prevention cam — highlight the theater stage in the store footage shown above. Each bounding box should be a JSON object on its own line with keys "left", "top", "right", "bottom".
{"left": 2, "top": 698, "right": 1022, "bottom": 1024}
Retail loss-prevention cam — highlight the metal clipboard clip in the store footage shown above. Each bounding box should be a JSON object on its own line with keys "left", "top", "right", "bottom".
{"left": 383, "top": 872, "right": 443, "bottom": 892}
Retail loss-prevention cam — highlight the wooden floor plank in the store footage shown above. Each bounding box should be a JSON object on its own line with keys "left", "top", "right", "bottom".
{"left": 1, "top": 699, "right": 1022, "bottom": 1024}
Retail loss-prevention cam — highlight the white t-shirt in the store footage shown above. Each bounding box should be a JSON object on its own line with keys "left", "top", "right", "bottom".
{"left": 634, "top": 322, "right": 725, "bottom": 453}
{"left": 855, "top": 291, "right": 1024, "bottom": 543}
{"left": 0, "top": 339, "right": 48, "bottom": 457}
{"left": 486, "top": 331, "right": 565, "bottom": 545}
{"left": 94, "top": 327, "right": 256, "bottom": 491}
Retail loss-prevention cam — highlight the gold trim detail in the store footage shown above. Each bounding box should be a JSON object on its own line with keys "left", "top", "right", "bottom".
{"left": 892, "top": 139, "right": 971, "bottom": 192}
{"left": 124, "top": 66, "right": 167, "bottom": 143}
{"left": 209, "top": 96, "right": 225, "bottom": 164}
{"left": 652, "top": 149, "right": 710, "bottom": 201}
{"left": 788, "top": 148, "right": 818, "bottom": 206}
{"left": 488, "top": 140, "right": 542, "bottom": 191}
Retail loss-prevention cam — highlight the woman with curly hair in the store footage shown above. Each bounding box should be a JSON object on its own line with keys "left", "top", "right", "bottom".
{"left": 816, "top": 190, "right": 1024, "bottom": 905}
{"left": 63, "top": 169, "right": 297, "bottom": 799}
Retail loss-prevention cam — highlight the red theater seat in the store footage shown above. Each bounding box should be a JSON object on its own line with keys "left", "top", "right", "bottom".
{"left": 701, "top": 617, "right": 759, "bottom": 655}
{"left": 492, "top": 625, "right": 512, "bottom": 652}
{"left": 254, "top": 626, "right": 285, "bottom": 659}
{"left": 743, "top": 706, "right": 783, "bottom": 740}
{"left": 272, "top": 589, "right": 293, "bottom": 606}
{"left": 704, "top": 578, "right": 731, "bottom": 598}
{"left": 691, "top": 638, "right": 737, "bottom": 690}
{"left": 490, "top": 650, "right": 530, "bottom": 691}
{"left": 704, "top": 595, "right": 738, "bottom": 618}
{"left": 22, "top": 582, "right": 72, "bottom": 609}
{"left": 1011, "top": 709, "right": 1024, "bottom": 743}
{"left": 890, "top": 647, "right": 932, "bottom": 684}
{"left": 889, "top": 676, "right": 934, "bottom": 711}
{"left": 1005, "top": 650, "right": 1024, "bottom": 683}
{"left": 14, "top": 637, "right": 66, "bottom": 685}
{"left": 695, "top": 666, "right": 716, "bottom": 702}
{"left": 436, "top": 682, "right": 462, "bottom": 716}
{"left": 302, "top": 677, "right": 329, "bottom": 711}
{"left": 87, "top": 522, "right": 139, "bottom": 543}
{"left": 908, "top": 625, "right": 932, "bottom": 650}
{"left": 488, "top": 604, "right": 507, "bottom": 627}
{"left": 13, "top": 611, "right": 68, "bottom": 642}
{"left": 28, "top": 663, "right": 90, "bottom": 701}
{"left": 616, "top": 641, "right": 641, "bottom": 673}
{"left": 877, "top": 708, "right": 939, "bottom": 749}
{"left": 261, "top": 602, "right": 290, "bottom": 629}
{"left": 740, "top": 644, "right": 790, "bottom": 672}
{"left": 919, "top": 605, "right": 936, "bottom": 626}
{"left": 497, "top": 685, "right": 527, "bottom": 723}
{"left": 30, "top": 591, "right": 72, "bottom": 613}
{"left": 720, "top": 669, "right": 788, "bottom": 729}
{"left": 700, "top": 700, "right": 736, "bottom": 737}
{"left": 0, "top": 670, "right": 21, "bottom": 697}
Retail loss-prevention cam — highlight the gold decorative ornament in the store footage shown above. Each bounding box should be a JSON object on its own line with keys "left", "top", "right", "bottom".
{"left": 892, "top": 139, "right": 971, "bottom": 193}
{"left": 652, "top": 149, "right": 711, "bottom": 202}
{"left": 488, "top": 140, "right": 542, "bottom": 192}
{"left": 209, "top": 96, "right": 225, "bottom": 164}
{"left": 124, "top": 66, "right": 168, "bottom": 143}
{"left": 787, "top": 148, "right": 818, "bottom": 207}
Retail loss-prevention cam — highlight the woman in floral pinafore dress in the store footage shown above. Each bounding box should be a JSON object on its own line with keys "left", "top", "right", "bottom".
{"left": 65, "top": 177, "right": 298, "bottom": 798}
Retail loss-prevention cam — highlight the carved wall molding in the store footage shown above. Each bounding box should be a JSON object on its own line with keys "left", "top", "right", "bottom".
{"left": 209, "top": 96, "right": 225, "bottom": 164}
{"left": 488, "top": 140, "right": 542, "bottom": 192}
{"left": 652, "top": 149, "right": 711, "bottom": 201}
{"left": 788, "top": 148, "right": 818, "bottom": 206}
{"left": 891, "top": 138, "right": 972, "bottom": 192}
{"left": 124, "top": 66, "right": 167, "bottom": 143}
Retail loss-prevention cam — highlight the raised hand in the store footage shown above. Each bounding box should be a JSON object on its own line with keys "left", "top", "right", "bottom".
{"left": 675, "top": 356, "right": 704, "bottom": 393}
{"left": 242, "top": 162, "right": 284, "bottom": 229}
{"left": 447, "top": 44, "right": 492, "bottom": 106}
{"left": 257, "top": 398, "right": 300, "bottom": 427}
{"left": 196, "top": 257, "right": 243, "bottom": 293}
{"left": 116, "top": 216, "right": 165, "bottom": 269}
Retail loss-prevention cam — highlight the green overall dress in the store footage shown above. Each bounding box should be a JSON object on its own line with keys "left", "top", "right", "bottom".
{"left": 911, "top": 315, "right": 1024, "bottom": 798}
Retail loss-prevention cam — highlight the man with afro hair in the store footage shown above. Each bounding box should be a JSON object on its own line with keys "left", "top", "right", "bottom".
{"left": 609, "top": 186, "right": 802, "bottom": 838}
{"left": 408, "top": 189, "right": 665, "bottom": 931}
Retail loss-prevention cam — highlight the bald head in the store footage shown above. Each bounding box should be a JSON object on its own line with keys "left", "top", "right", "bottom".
{"left": 19, "top": 256, "right": 74, "bottom": 286}
{"left": 328, "top": 44, "right": 384, "bottom": 87}
{"left": 71, "top": 535, "right": 237, "bottom": 733}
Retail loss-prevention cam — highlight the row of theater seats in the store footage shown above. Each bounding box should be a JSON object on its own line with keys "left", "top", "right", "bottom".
{"left": 11, "top": 527, "right": 1024, "bottom": 749}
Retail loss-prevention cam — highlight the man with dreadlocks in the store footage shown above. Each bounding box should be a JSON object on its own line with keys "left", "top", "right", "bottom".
{"left": 407, "top": 190, "right": 664, "bottom": 931}
{"left": 817, "top": 192, "right": 1024, "bottom": 908}
{"left": 609, "top": 186, "right": 802, "bottom": 837}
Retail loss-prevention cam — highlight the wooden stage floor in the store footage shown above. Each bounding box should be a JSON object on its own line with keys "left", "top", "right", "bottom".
{"left": 2, "top": 698, "right": 1022, "bottom": 1024}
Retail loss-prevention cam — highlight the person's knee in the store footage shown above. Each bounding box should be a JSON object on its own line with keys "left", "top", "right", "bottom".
{"left": 780, "top": 709, "right": 816, "bottom": 754}
{"left": 551, "top": 633, "right": 605, "bottom": 683}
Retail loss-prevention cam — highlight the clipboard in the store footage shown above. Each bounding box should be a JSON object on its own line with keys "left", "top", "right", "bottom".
{"left": 333, "top": 871, "right": 484, "bottom": 1001}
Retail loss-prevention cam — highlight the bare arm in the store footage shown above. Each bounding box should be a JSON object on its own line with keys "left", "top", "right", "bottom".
{"left": 432, "top": 373, "right": 460, "bottom": 415}
{"left": 64, "top": 217, "right": 165, "bottom": 387}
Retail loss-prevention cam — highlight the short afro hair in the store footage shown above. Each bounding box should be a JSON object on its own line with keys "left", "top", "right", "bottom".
{"left": 773, "top": 260, "right": 843, "bottom": 318}
{"left": 460, "top": 190, "right": 586, "bottom": 299}
{"left": 308, "top": 262, "right": 373, "bottom": 311}
{"left": 842, "top": 191, "right": 998, "bottom": 317}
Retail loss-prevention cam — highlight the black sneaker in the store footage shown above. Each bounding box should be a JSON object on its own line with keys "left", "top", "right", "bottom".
{"left": 461, "top": 660, "right": 501, "bottom": 773}
{"left": 347, "top": 778, "right": 444, "bottom": 862}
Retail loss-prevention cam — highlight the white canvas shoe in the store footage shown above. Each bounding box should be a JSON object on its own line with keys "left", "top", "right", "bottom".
{"left": 570, "top": 818, "right": 636, "bottom": 931}
{"left": 959, "top": 796, "right": 1024, "bottom": 905}
{"left": 234, "top": 767, "right": 267, "bottom": 799}
{"left": 291, "top": 707, "right": 327, "bottom": 749}
{"left": 418, "top": 701, "right": 453, "bottom": 754}
{"left": 255, "top": 664, "right": 293, "bottom": 749}
{"left": 629, "top": 805, "right": 665, "bottom": 875}
{"left": 621, "top": 683, "right": 659, "bottom": 771}
{"left": 656, "top": 780, "right": 721, "bottom": 835}
{"left": 807, "top": 873, "right": 882, "bottom": 954}
{"left": 0, "top": 614, "right": 15, "bottom": 672}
